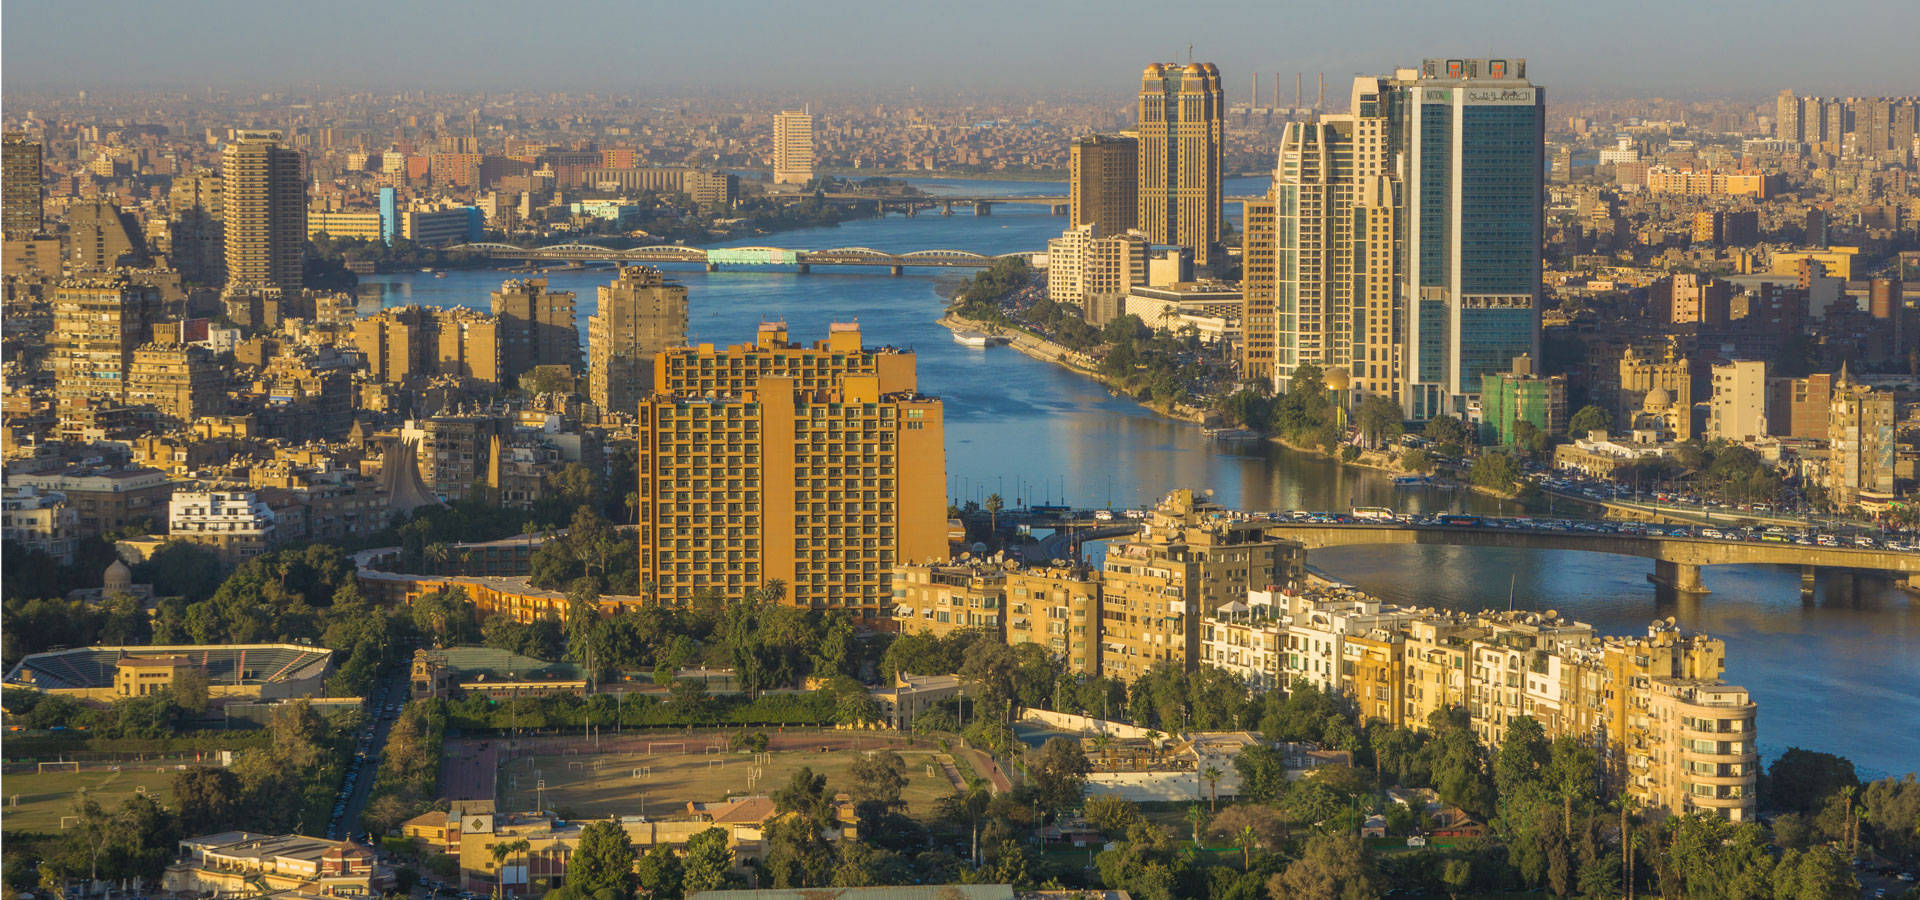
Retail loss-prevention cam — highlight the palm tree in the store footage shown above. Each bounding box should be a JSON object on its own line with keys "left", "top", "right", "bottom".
{"left": 1839, "top": 785, "right": 1858, "bottom": 859}
{"left": 1091, "top": 731, "right": 1116, "bottom": 770}
{"left": 985, "top": 493, "right": 1004, "bottom": 533}
{"left": 1185, "top": 804, "right": 1208, "bottom": 848}
{"left": 1202, "top": 765, "right": 1223, "bottom": 813}
{"left": 758, "top": 578, "right": 788, "bottom": 605}
{"left": 490, "top": 838, "right": 531, "bottom": 900}
{"left": 1614, "top": 792, "right": 1638, "bottom": 900}
{"left": 425, "top": 542, "right": 452, "bottom": 570}
{"left": 1236, "top": 824, "right": 1258, "bottom": 870}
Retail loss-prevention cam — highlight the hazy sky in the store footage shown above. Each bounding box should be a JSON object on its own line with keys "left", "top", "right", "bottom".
{"left": 5, "top": 0, "right": 1917, "bottom": 99}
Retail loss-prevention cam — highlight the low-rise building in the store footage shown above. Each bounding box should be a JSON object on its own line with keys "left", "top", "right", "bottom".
{"left": 163, "top": 832, "right": 393, "bottom": 898}
{"left": 169, "top": 490, "right": 277, "bottom": 561}
{"left": 4, "top": 644, "right": 334, "bottom": 704}
{"left": 2, "top": 483, "right": 80, "bottom": 562}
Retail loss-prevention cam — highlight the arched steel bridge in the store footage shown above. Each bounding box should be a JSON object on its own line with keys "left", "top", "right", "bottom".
{"left": 445, "top": 242, "right": 1036, "bottom": 274}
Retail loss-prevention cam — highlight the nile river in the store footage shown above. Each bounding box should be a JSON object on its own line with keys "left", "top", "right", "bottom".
{"left": 360, "top": 178, "right": 1918, "bottom": 778}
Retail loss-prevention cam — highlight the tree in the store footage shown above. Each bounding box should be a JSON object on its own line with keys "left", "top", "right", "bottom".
{"left": 1209, "top": 804, "right": 1284, "bottom": 869}
{"left": 1424, "top": 414, "right": 1470, "bottom": 450}
{"left": 1493, "top": 716, "right": 1550, "bottom": 807}
{"left": 1401, "top": 448, "right": 1434, "bottom": 474}
{"left": 1202, "top": 764, "right": 1224, "bottom": 813}
{"left": 984, "top": 493, "right": 1004, "bottom": 532}
{"left": 680, "top": 827, "right": 734, "bottom": 895}
{"left": 1270, "top": 832, "right": 1381, "bottom": 900}
{"left": 489, "top": 838, "right": 531, "bottom": 900}
{"left": 1356, "top": 395, "right": 1405, "bottom": 449}
{"left": 567, "top": 822, "right": 635, "bottom": 897}
{"left": 849, "top": 750, "right": 908, "bottom": 811}
{"left": 1441, "top": 858, "right": 1472, "bottom": 900}
{"left": 1766, "top": 747, "right": 1860, "bottom": 815}
{"left": 1568, "top": 404, "right": 1612, "bottom": 437}
{"left": 1027, "top": 736, "right": 1092, "bottom": 820}
{"left": 172, "top": 767, "right": 244, "bottom": 836}
{"left": 772, "top": 767, "right": 833, "bottom": 828}
{"left": 1772, "top": 846, "right": 1858, "bottom": 900}
{"left": 1469, "top": 452, "right": 1523, "bottom": 492}
{"left": 634, "top": 844, "right": 682, "bottom": 899}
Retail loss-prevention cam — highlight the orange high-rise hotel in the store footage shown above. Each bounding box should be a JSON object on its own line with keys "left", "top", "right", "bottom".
{"left": 635, "top": 323, "right": 947, "bottom": 624}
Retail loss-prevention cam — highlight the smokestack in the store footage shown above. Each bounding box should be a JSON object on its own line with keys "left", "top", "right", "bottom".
{"left": 1295, "top": 73, "right": 1303, "bottom": 108}
{"left": 1272, "top": 73, "right": 1279, "bottom": 109}
{"left": 1317, "top": 72, "right": 1325, "bottom": 111}
{"left": 1251, "top": 73, "right": 1258, "bottom": 109}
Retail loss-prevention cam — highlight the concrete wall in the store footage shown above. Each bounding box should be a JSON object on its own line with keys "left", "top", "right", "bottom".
{"left": 1085, "top": 770, "right": 1244, "bottom": 803}
{"left": 1019, "top": 709, "right": 1153, "bottom": 740}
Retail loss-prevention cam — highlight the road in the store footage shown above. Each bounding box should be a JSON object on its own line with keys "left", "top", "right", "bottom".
{"left": 325, "top": 663, "right": 413, "bottom": 841}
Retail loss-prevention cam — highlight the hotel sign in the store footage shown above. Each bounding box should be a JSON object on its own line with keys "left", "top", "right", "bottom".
{"left": 1463, "top": 87, "right": 1536, "bottom": 105}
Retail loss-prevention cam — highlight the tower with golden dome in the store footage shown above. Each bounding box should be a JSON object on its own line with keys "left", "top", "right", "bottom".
{"left": 1136, "top": 61, "right": 1224, "bottom": 270}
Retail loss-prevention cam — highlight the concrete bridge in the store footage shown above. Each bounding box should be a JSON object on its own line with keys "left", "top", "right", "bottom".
{"left": 814, "top": 192, "right": 1264, "bottom": 218}
{"left": 447, "top": 242, "right": 1035, "bottom": 275}
{"left": 1261, "top": 522, "right": 1920, "bottom": 602}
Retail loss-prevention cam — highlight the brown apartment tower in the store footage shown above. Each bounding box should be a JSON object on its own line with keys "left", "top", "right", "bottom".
{"left": 3, "top": 134, "right": 44, "bottom": 238}
{"left": 1137, "top": 62, "right": 1224, "bottom": 270}
{"left": 1069, "top": 133, "right": 1138, "bottom": 237}
{"left": 492, "top": 277, "right": 579, "bottom": 384}
{"left": 588, "top": 265, "right": 689, "bottom": 416}
{"left": 222, "top": 130, "right": 305, "bottom": 290}
{"left": 635, "top": 323, "right": 948, "bottom": 624}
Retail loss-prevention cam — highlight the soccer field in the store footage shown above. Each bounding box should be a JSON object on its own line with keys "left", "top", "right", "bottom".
{"left": 496, "top": 737, "right": 958, "bottom": 820}
{"left": 1, "top": 767, "right": 184, "bottom": 834}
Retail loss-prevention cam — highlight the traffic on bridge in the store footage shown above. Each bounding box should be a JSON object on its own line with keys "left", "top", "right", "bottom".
{"left": 445, "top": 242, "right": 1034, "bottom": 275}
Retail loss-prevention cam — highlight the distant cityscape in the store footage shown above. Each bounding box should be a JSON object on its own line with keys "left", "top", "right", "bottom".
{"left": 3, "top": 37, "right": 1919, "bottom": 900}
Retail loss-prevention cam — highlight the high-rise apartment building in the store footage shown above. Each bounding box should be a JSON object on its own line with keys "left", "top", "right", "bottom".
{"left": 1069, "top": 134, "right": 1138, "bottom": 238}
{"left": 169, "top": 170, "right": 224, "bottom": 284}
{"left": 1045, "top": 225, "right": 1149, "bottom": 325}
{"left": 1479, "top": 355, "right": 1566, "bottom": 447}
{"left": 65, "top": 198, "right": 149, "bottom": 271}
{"left": 588, "top": 266, "right": 689, "bottom": 416}
{"left": 491, "top": 278, "right": 578, "bottom": 384}
{"left": 352, "top": 306, "right": 501, "bottom": 385}
{"left": 1775, "top": 89, "right": 1803, "bottom": 144}
{"left": 772, "top": 109, "right": 815, "bottom": 185}
{"left": 1827, "top": 370, "right": 1896, "bottom": 507}
{"left": 3, "top": 134, "right": 45, "bottom": 238}
{"left": 222, "top": 131, "right": 306, "bottom": 290}
{"left": 127, "top": 343, "right": 225, "bottom": 424}
{"left": 1137, "top": 63, "right": 1224, "bottom": 269}
{"left": 1707, "top": 360, "right": 1769, "bottom": 442}
{"left": 1098, "top": 489, "right": 1299, "bottom": 682}
{"left": 635, "top": 324, "right": 947, "bottom": 622}
{"left": 1245, "top": 59, "right": 1542, "bottom": 418}
{"left": 50, "top": 275, "right": 159, "bottom": 416}
{"left": 1248, "top": 117, "right": 1404, "bottom": 399}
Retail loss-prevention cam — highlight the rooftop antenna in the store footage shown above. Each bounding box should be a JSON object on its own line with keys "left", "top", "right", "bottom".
{"left": 1187, "top": 44, "right": 1193, "bottom": 64}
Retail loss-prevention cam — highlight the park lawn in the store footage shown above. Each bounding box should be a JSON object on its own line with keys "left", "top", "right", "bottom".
{"left": 2, "top": 767, "right": 181, "bottom": 834}
{"left": 497, "top": 745, "right": 957, "bottom": 820}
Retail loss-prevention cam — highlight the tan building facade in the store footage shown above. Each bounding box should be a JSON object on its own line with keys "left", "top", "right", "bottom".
{"left": 772, "top": 109, "right": 815, "bottom": 185}
{"left": 223, "top": 130, "right": 306, "bottom": 290}
{"left": 636, "top": 324, "right": 947, "bottom": 623}
{"left": 1137, "top": 63, "right": 1223, "bottom": 269}
{"left": 492, "top": 278, "right": 578, "bottom": 384}
{"left": 587, "top": 266, "right": 688, "bottom": 417}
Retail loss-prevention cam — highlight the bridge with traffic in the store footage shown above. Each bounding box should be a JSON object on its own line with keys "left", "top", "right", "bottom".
{"left": 446, "top": 242, "right": 1035, "bottom": 275}
{"left": 1006, "top": 509, "right": 1920, "bottom": 603}
{"left": 813, "top": 192, "right": 1263, "bottom": 218}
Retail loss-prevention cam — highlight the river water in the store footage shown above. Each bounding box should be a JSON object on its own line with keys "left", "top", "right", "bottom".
{"left": 359, "top": 178, "right": 1918, "bottom": 778}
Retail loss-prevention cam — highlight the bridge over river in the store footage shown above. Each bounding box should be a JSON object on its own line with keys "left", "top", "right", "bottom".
{"left": 1264, "top": 522, "right": 1920, "bottom": 603}
{"left": 1009, "top": 510, "right": 1920, "bottom": 604}
{"left": 447, "top": 242, "right": 1034, "bottom": 275}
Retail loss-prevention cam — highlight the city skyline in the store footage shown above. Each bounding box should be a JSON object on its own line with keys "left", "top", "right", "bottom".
{"left": 4, "top": 0, "right": 1918, "bottom": 96}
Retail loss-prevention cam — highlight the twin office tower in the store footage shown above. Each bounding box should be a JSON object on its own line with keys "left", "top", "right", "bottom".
{"left": 1077, "top": 58, "right": 1545, "bottom": 420}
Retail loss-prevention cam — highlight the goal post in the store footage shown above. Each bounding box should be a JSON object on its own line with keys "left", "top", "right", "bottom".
{"left": 38, "top": 761, "right": 80, "bottom": 774}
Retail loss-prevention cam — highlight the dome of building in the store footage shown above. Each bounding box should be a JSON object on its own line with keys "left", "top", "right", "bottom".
{"left": 1144, "top": 63, "right": 1166, "bottom": 78}
{"left": 104, "top": 559, "right": 133, "bottom": 592}
{"left": 1184, "top": 63, "right": 1206, "bottom": 75}
{"left": 1644, "top": 388, "right": 1672, "bottom": 409}
{"left": 1325, "top": 367, "right": 1352, "bottom": 391}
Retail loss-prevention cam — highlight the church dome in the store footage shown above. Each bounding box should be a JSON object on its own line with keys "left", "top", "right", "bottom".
{"left": 104, "top": 559, "right": 133, "bottom": 592}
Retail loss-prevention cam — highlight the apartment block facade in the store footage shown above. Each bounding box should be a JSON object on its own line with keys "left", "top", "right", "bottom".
{"left": 588, "top": 266, "right": 689, "bottom": 417}
{"left": 636, "top": 324, "right": 947, "bottom": 623}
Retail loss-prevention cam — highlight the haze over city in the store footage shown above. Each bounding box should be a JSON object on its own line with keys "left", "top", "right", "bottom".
{"left": 5, "top": 0, "right": 1919, "bottom": 95}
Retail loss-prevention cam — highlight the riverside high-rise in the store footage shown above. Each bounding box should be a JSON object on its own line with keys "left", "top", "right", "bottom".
{"left": 1137, "top": 62, "right": 1224, "bottom": 270}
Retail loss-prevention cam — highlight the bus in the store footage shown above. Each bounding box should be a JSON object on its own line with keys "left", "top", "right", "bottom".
{"left": 1352, "top": 506, "right": 1396, "bottom": 522}
{"left": 1437, "top": 514, "right": 1484, "bottom": 527}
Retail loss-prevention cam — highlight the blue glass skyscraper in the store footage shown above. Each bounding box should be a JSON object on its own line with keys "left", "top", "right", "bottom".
{"left": 1394, "top": 58, "right": 1544, "bottom": 420}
